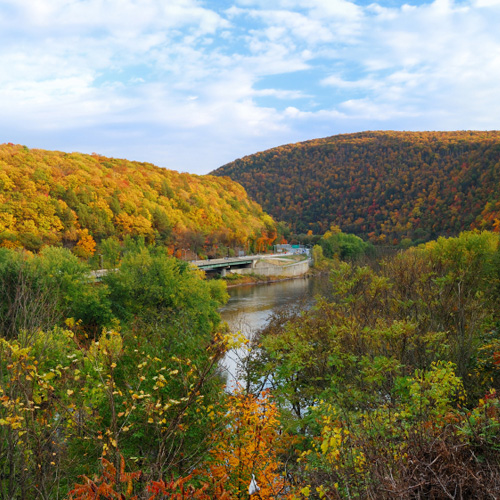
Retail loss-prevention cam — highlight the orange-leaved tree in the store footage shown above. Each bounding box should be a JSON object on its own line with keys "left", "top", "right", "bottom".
{"left": 208, "top": 389, "right": 299, "bottom": 499}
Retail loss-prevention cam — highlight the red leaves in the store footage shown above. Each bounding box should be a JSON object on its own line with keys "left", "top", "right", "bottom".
{"left": 68, "top": 457, "right": 141, "bottom": 500}
{"left": 68, "top": 457, "right": 234, "bottom": 500}
{"left": 493, "top": 352, "right": 500, "bottom": 366}
{"left": 147, "top": 474, "right": 232, "bottom": 500}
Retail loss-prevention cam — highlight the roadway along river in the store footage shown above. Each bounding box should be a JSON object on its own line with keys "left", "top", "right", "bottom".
{"left": 218, "top": 275, "right": 326, "bottom": 387}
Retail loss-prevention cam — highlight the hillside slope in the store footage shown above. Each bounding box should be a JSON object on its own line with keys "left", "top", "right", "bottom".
{"left": 213, "top": 131, "right": 500, "bottom": 244}
{"left": 0, "top": 144, "right": 275, "bottom": 252}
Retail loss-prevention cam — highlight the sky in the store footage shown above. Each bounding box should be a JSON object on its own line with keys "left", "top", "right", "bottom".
{"left": 1, "top": 0, "right": 499, "bottom": 175}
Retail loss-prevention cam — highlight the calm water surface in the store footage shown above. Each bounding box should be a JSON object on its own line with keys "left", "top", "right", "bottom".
{"left": 218, "top": 276, "right": 325, "bottom": 386}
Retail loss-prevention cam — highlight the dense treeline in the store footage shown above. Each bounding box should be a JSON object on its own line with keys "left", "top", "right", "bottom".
{"left": 213, "top": 131, "right": 500, "bottom": 244}
{"left": 1, "top": 232, "right": 500, "bottom": 498}
{"left": 0, "top": 245, "right": 300, "bottom": 499}
{"left": 246, "top": 230, "right": 500, "bottom": 498}
{"left": 0, "top": 144, "right": 276, "bottom": 257}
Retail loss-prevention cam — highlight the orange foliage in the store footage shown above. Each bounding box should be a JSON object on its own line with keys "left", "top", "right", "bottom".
{"left": 68, "top": 456, "right": 141, "bottom": 499}
{"left": 68, "top": 391, "right": 299, "bottom": 500}
{"left": 0, "top": 144, "right": 275, "bottom": 252}
{"left": 255, "top": 229, "right": 277, "bottom": 253}
{"left": 68, "top": 457, "right": 232, "bottom": 499}
{"left": 208, "top": 390, "right": 298, "bottom": 499}
{"left": 214, "top": 131, "right": 500, "bottom": 243}
{"left": 73, "top": 228, "right": 96, "bottom": 258}
{"left": 147, "top": 475, "right": 232, "bottom": 500}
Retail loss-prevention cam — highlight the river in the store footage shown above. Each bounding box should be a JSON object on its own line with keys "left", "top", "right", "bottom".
{"left": 218, "top": 276, "right": 326, "bottom": 387}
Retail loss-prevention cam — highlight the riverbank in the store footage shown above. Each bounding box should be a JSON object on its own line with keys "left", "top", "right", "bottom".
{"left": 222, "top": 269, "right": 319, "bottom": 288}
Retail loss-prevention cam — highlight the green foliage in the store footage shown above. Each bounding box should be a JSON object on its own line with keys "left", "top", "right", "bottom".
{"left": 2, "top": 228, "right": 500, "bottom": 498}
{"left": 300, "top": 363, "right": 482, "bottom": 499}
{"left": 0, "top": 245, "right": 231, "bottom": 498}
{"left": 0, "top": 325, "right": 228, "bottom": 498}
{"left": 248, "top": 231, "right": 500, "bottom": 497}
{"left": 319, "top": 226, "right": 372, "bottom": 260}
{"left": 311, "top": 244, "right": 324, "bottom": 267}
{"left": 0, "top": 247, "right": 112, "bottom": 338}
{"left": 104, "top": 246, "right": 228, "bottom": 338}
{"left": 98, "top": 236, "right": 122, "bottom": 268}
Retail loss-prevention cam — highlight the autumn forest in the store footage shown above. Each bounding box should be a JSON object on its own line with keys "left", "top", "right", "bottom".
{"left": 0, "top": 143, "right": 276, "bottom": 259}
{"left": 214, "top": 131, "right": 500, "bottom": 244}
{"left": 1, "top": 135, "right": 500, "bottom": 499}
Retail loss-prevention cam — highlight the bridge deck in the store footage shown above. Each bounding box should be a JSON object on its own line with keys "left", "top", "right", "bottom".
{"left": 196, "top": 259, "right": 253, "bottom": 270}
{"left": 192, "top": 253, "right": 293, "bottom": 269}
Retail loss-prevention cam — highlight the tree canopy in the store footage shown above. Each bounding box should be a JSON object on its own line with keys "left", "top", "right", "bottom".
{"left": 0, "top": 144, "right": 275, "bottom": 255}
{"left": 213, "top": 131, "right": 500, "bottom": 244}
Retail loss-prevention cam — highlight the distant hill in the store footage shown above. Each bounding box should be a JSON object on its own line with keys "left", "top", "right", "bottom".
{"left": 212, "top": 131, "right": 500, "bottom": 244}
{"left": 0, "top": 144, "right": 275, "bottom": 253}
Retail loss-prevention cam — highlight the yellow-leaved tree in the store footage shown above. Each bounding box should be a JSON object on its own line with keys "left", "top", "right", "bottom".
{"left": 73, "top": 229, "right": 96, "bottom": 259}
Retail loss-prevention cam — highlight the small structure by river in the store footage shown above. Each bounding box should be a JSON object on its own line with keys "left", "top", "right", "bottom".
{"left": 240, "top": 255, "right": 310, "bottom": 277}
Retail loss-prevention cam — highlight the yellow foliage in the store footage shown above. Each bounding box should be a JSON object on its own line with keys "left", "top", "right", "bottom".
{"left": 74, "top": 229, "right": 96, "bottom": 258}
{"left": 115, "top": 213, "right": 153, "bottom": 237}
{"left": 0, "top": 143, "right": 275, "bottom": 252}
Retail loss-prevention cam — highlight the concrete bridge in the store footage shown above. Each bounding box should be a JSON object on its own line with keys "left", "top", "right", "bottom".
{"left": 90, "top": 253, "right": 311, "bottom": 281}
{"left": 193, "top": 253, "right": 311, "bottom": 277}
{"left": 192, "top": 255, "right": 263, "bottom": 276}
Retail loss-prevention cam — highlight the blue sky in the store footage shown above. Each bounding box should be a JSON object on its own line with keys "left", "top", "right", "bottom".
{"left": 0, "top": 0, "right": 499, "bottom": 174}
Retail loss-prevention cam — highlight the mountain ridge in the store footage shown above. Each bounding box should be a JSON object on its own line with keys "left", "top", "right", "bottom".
{"left": 0, "top": 143, "right": 275, "bottom": 253}
{"left": 212, "top": 130, "right": 500, "bottom": 244}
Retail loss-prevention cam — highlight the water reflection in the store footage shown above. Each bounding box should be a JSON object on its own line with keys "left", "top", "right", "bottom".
{"left": 220, "top": 278, "right": 316, "bottom": 330}
{"left": 218, "top": 277, "right": 323, "bottom": 387}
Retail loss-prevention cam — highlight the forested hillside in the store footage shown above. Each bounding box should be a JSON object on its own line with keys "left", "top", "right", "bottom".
{"left": 213, "top": 131, "right": 500, "bottom": 244}
{"left": 0, "top": 144, "right": 275, "bottom": 255}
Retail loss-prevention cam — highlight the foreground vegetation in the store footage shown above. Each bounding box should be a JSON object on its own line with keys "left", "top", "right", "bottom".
{"left": 1, "top": 230, "right": 500, "bottom": 499}
{"left": 248, "top": 230, "right": 500, "bottom": 498}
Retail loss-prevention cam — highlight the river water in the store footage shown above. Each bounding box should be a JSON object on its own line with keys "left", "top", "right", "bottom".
{"left": 218, "top": 276, "right": 325, "bottom": 387}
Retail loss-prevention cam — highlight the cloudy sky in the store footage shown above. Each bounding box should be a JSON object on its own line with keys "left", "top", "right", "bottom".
{"left": 1, "top": 0, "right": 499, "bottom": 174}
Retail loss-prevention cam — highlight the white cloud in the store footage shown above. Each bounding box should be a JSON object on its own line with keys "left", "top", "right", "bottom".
{"left": 247, "top": 9, "right": 336, "bottom": 44}
{"left": 1, "top": 0, "right": 228, "bottom": 34}
{"left": 308, "top": 0, "right": 500, "bottom": 129}
{"left": 0, "top": 0, "right": 499, "bottom": 173}
{"left": 284, "top": 106, "right": 346, "bottom": 120}
{"left": 255, "top": 88, "right": 307, "bottom": 99}
{"left": 339, "top": 98, "right": 421, "bottom": 120}
{"left": 321, "top": 75, "right": 381, "bottom": 91}
{"left": 474, "top": 0, "right": 500, "bottom": 5}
